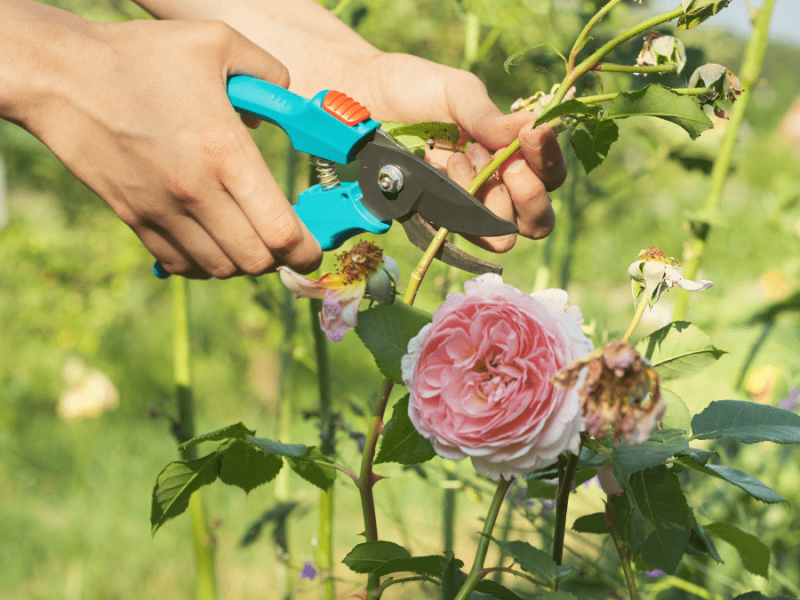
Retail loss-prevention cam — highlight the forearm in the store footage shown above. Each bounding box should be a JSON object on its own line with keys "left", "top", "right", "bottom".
{"left": 131, "top": 0, "right": 381, "bottom": 100}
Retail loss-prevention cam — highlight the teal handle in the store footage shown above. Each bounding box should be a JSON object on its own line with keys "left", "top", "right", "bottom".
{"left": 295, "top": 182, "right": 390, "bottom": 251}
{"left": 227, "top": 75, "right": 379, "bottom": 164}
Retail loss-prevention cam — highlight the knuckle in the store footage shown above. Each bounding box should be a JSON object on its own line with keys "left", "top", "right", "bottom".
{"left": 265, "top": 214, "right": 304, "bottom": 254}
{"left": 202, "top": 20, "right": 236, "bottom": 48}
{"left": 209, "top": 261, "right": 238, "bottom": 280}
{"left": 200, "top": 127, "right": 240, "bottom": 169}
{"left": 238, "top": 250, "right": 276, "bottom": 276}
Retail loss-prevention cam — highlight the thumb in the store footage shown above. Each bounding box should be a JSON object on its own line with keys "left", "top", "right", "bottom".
{"left": 222, "top": 25, "right": 291, "bottom": 90}
{"left": 449, "top": 76, "right": 537, "bottom": 151}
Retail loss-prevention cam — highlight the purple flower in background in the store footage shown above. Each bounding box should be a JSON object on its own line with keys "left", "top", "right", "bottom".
{"left": 300, "top": 561, "right": 318, "bottom": 581}
{"left": 644, "top": 569, "right": 664, "bottom": 578}
{"left": 779, "top": 388, "right": 800, "bottom": 411}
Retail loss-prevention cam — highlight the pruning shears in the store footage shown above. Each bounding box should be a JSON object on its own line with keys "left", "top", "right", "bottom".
{"left": 152, "top": 75, "right": 517, "bottom": 278}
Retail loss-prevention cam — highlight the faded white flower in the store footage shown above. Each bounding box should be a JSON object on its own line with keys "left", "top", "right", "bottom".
{"left": 636, "top": 33, "right": 687, "bottom": 74}
{"left": 512, "top": 85, "right": 577, "bottom": 117}
{"left": 629, "top": 247, "right": 713, "bottom": 307}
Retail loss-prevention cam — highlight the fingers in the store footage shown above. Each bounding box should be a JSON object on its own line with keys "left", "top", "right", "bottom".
{"left": 447, "top": 146, "right": 517, "bottom": 253}
{"left": 498, "top": 150, "right": 556, "bottom": 240}
{"left": 519, "top": 124, "right": 567, "bottom": 192}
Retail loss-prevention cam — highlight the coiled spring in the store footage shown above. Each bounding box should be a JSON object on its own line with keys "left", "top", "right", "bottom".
{"left": 315, "top": 157, "right": 340, "bottom": 190}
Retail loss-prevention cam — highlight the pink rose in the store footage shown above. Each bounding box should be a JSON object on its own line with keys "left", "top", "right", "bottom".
{"left": 401, "top": 274, "right": 593, "bottom": 480}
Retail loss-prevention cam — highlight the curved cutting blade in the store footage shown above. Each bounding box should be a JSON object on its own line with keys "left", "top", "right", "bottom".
{"left": 356, "top": 131, "right": 518, "bottom": 237}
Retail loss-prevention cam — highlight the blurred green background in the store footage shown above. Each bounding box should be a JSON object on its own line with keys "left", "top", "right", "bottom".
{"left": 2, "top": 1, "right": 799, "bottom": 599}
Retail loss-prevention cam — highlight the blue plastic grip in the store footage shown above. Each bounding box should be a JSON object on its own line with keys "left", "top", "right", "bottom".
{"left": 227, "top": 76, "right": 380, "bottom": 164}
{"left": 295, "top": 182, "right": 390, "bottom": 250}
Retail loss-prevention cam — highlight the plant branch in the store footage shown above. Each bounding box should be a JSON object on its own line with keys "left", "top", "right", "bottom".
{"left": 569, "top": 0, "right": 625, "bottom": 72}
{"left": 552, "top": 450, "right": 580, "bottom": 569}
{"left": 594, "top": 63, "right": 677, "bottom": 74}
{"left": 622, "top": 292, "right": 649, "bottom": 343}
{"left": 576, "top": 87, "right": 710, "bottom": 105}
{"left": 480, "top": 566, "right": 546, "bottom": 587}
{"left": 672, "top": 0, "right": 776, "bottom": 320}
{"left": 606, "top": 502, "right": 639, "bottom": 600}
{"left": 172, "top": 278, "right": 217, "bottom": 600}
{"left": 453, "top": 476, "right": 514, "bottom": 600}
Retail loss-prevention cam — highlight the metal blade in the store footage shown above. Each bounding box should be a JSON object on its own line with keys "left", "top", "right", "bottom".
{"left": 400, "top": 214, "right": 503, "bottom": 275}
{"left": 356, "top": 131, "right": 519, "bottom": 237}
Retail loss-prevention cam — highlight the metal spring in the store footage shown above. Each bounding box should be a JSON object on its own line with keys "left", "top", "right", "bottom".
{"left": 315, "top": 157, "right": 340, "bottom": 190}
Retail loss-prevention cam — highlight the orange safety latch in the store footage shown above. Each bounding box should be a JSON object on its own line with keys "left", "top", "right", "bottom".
{"left": 322, "top": 91, "right": 371, "bottom": 126}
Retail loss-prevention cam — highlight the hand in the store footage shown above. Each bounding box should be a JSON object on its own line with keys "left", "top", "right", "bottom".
{"left": 18, "top": 16, "right": 322, "bottom": 279}
{"left": 359, "top": 53, "right": 567, "bottom": 252}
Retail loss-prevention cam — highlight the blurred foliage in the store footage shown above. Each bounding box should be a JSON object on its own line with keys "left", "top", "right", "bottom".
{"left": 2, "top": 0, "right": 800, "bottom": 599}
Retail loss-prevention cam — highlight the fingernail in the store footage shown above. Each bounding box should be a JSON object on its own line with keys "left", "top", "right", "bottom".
{"left": 453, "top": 154, "right": 472, "bottom": 175}
{"left": 505, "top": 158, "right": 525, "bottom": 173}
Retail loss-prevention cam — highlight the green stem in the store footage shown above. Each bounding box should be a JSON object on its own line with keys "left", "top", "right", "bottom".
{"left": 462, "top": 12, "right": 480, "bottom": 70}
{"left": 576, "top": 87, "right": 710, "bottom": 105}
{"left": 606, "top": 502, "right": 639, "bottom": 600}
{"left": 492, "top": 501, "right": 514, "bottom": 584}
{"left": 672, "top": 0, "right": 776, "bottom": 321}
{"left": 622, "top": 292, "right": 649, "bottom": 343}
{"left": 594, "top": 63, "right": 677, "bottom": 74}
{"left": 552, "top": 451, "right": 579, "bottom": 569}
{"left": 172, "top": 277, "right": 217, "bottom": 600}
{"left": 443, "top": 467, "right": 457, "bottom": 552}
{"left": 359, "top": 378, "right": 394, "bottom": 598}
{"left": 481, "top": 566, "right": 545, "bottom": 587}
{"left": 452, "top": 477, "right": 513, "bottom": 600}
{"left": 569, "top": 0, "right": 625, "bottom": 72}
{"left": 320, "top": 487, "right": 335, "bottom": 600}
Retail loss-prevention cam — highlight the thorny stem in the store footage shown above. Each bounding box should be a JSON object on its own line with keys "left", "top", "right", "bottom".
{"left": 622, "top": 293, "right": 649, "bottom": 343}
{"left": 359, "top": 377, "right": 394, "bottom": 598}
{"left": 552, "top": 450, "right": 580, "bottom": 570}
{"left": 606, "top": 502, "right": 639, "bottom": 600}
{"left": 672, "top": 0, "right": 776, "bottom": 321}
{"left": 452, "top": 477, "right": 514, "bottom": 600}
{"left": 568, "top": 0, "right": 625, "bottom": 72}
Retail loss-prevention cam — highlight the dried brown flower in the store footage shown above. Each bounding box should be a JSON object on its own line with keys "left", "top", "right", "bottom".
{"left": 551, "top": 341, "right": 665, "bottom": 445}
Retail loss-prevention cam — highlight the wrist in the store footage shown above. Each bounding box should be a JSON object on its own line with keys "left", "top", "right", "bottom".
{"left": 0, "top": 1, "right": 105, "bottom": 133}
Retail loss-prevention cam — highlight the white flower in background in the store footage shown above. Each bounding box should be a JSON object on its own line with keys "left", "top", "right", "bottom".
{"left": 636, "top": 33, "right": 687, "bottom": 74}
{"left": 688, "top": 63, "right": 744, "bottom": 118}
{"left": 57, "top": 357, "right": 119, "bottom": 422}
{"left": 628, "top": 247, "right": 713, "bottom": 308}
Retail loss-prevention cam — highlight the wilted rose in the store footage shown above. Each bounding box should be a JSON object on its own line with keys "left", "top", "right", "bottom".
{"left": 402, "top": 274, "right": 593, "bottom": 480}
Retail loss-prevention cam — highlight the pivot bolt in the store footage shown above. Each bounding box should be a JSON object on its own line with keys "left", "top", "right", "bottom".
{"left": 377, "top": 165, "right": 404, "bottom": 193}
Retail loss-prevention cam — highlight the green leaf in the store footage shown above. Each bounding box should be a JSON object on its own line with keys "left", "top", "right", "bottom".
{"left": 611, "top": 429, "right": 689, "bottom": 476}
{"left": 535, "top": 100, "right": 600, "bottom": 127}
{"left": 493, "top": 539, "right": 557, "bottom": 585}
{"left": 538, "top": 593, "right": 579, "bottom": 600}
{"left": 631, "top": 466, "right": 693, "bottom": 574}
{"left": 151, "top": 452, "right": 221, "bottom": 535}
{"left": 370, "top": 555, "right": 463, "bottom": 579}
{"left": 375, "top": 394, "right": 436, "bottom": 465}
{"left": 732, "top": 593, "right": 795, "bottom": 600}
{"left": 691, "top": 400, "right": 800, "bottom": 444}
{"left": 441, "top": 551, "right": 458, "bottom": 600}
{"left": 681, "top": 461, "right": 786, "bottom": 504}
{"left": 572, "top": 512, "right": 607, "bottom": 534}
{"left": 218, "top": 440, "right": 282, "bottom": 493}
{"left": 610, "top": 493, "right": 644, "bottom": 554}
{"left": 570, "top": 120, "right": 619, "bottom": 174}
{"left": 504, "top": 42, "right": 567, "bottom": 73}
{"left": 678, "top": 0, "right": 731, "bottom": 30}
{"left": 703, "top": 522, "right": 770, "bottom": 578}
{"left": 388, "top": 122, "right": 460, "bottom": 148}
{"left": 245, "top": 435, "right": 307, "bottom": 458}
{"left": 355, "top": 303, "right": 432, "bottom": 383}
{"left": 474, "top": 579, "right": 525, "bottom": 600}
{"left": 635, "top": 321, "right": 726, "bottom": 380}
{"left": 342, "top": 541, "right": 411, "bottom": 573}
{"left": 286, "top": 447, "right": 336, "bottom": 491}
{"left": 689, "top": 517, "right": 723, "bottom": 562}
{"left": 525, "top": 479, "right": 558, "bottom": 500}
{"left": 606, "top": 84, "right": 713, "bottom": 140}
{"left": 675, "top": 447, "right": 716, "bottom": 465}
{"left": 179, "top": 422, "right": 256, "bottom": 450}
{"left": 661, "top": 389, "right": 692, "bottom": 432}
